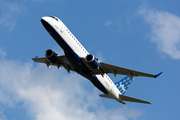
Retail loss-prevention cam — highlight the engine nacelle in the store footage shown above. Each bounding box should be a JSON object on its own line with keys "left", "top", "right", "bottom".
{"left": 45, "top": 49, "right": 59, "bottom": 63}
{"left": 85, "top": 54, "right": 99, "bottom": 69}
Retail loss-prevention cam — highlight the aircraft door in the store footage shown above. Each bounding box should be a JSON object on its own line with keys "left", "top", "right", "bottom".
{"left": 60, "top": 23, "right": 65, "bottom": 33}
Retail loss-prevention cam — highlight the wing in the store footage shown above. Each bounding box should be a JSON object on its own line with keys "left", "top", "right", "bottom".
{"left": 99, "top": 62, "right": 162, "bottom": 78}
{"left": 81, "top": 58, "right": 162, "bottom": 78}
{"left": 32, "top": 56, "right": 75, "bottom": 72}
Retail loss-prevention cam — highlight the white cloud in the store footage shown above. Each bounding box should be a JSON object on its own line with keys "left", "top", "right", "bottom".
{"left": 104, "top": 20, "right": 113, "bottom": 27}
{"left": 0, "top": 49, "right": 6, "bottom": 58}
{"left": 0, "top": 56, "right": 143, "bottom": 120}
{"left": 0, "top": 0, "right": 27, "bottom": 29}
{"left": 0, "top": 111, "right": 7, "bottom": 120}
{"left": 138, "top": 5, "right": 180, "bottom": 59}
{"left": 96, "top": 52, "right": 105, "bottom": 62}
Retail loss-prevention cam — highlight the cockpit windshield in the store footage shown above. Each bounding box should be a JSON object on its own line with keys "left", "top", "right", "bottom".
{"left": 49, "top": 16, "right": 58, "bottom": 21}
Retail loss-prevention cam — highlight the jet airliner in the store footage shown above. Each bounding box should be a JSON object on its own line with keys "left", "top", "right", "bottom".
{"left": 32, "top": 16, "right": 162, "bottom": 104}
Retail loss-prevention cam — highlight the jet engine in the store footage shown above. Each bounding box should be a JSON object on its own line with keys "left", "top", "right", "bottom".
{"left": 85, "top": 54, "right": 99, "bottom": 69}
{"left": 45, "top": 49, "right": 59, "bottom": 63}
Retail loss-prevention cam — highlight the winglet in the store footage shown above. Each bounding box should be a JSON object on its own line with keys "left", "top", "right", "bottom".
{"left": 35, "top": 55, "right": 38, "bottom": 58}
{"left": 154, "top": 72, "right": 163, "bottom": 78}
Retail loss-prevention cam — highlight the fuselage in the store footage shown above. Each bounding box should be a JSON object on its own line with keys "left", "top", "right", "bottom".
{"left": 41, "top": 16, "right": 123, "bottom": 102}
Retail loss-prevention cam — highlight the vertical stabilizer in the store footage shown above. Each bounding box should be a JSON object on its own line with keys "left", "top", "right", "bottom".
{"left": 114, "top": 76, "right": 133, "bottom": 94}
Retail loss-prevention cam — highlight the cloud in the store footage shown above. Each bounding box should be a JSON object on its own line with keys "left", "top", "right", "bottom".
{"left": 0, "top": 0, "right": 27, "bottom": 29}
{"left": 0, "top": 49, "right": 6, "bottom": 58}
{"left": 0, "top": 51, "right": 143, "bottom": 120}
{"left": 96, "top": 52, "right": 105, "bottom": 62}
{"left": 138, "top": 5, "right": 180, "bottom": 59}
{"left": 0, "top": 110, "right": 7, "bottom": 120}
{"left": 104, "top": 20, "right": 113, "bottom": 27}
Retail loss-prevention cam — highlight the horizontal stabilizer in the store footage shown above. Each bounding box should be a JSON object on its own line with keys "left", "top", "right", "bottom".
{"left": 119, "top": 94, "right": 151, "bottom": 104}
{"left": 99, "top": 94, "right": 113, "bottom": 99}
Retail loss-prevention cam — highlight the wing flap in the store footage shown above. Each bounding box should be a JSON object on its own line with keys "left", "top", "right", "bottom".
{"left": 119, "top": 94, "right": 151, "bottom": 104}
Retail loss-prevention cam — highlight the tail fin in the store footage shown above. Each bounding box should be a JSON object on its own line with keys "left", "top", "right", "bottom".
{"left": 114, "top": 75, "right": 133, "bottom": 94}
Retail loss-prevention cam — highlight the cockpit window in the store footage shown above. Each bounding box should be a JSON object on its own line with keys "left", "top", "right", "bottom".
{"left": 49, "top": 16, "right": 58, "bottom": 21}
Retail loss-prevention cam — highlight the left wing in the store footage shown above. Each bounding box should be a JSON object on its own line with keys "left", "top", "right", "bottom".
{"left": 32, "top": 56, "right": 75, "bottom": 72}
{"left": 81, "top": 58, "right": 162, "bottom": 78}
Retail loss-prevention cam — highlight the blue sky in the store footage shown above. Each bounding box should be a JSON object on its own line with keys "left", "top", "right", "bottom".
{"left": 0, "top": 0, "right": 180, "bottom": 120}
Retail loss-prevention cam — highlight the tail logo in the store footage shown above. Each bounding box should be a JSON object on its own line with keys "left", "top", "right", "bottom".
{"left": 114, "top": 75, "right": 133, "bottom": 94}
{"left": 120, "top": 84, "right": 125, "bottom": 92}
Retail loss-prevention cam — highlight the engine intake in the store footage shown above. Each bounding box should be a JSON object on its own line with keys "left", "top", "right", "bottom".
{"left": 45, "top": 49, "right": 59, "bottom": 63}
{"left": 85, "top": 54, "right": 99, "bottom": 69}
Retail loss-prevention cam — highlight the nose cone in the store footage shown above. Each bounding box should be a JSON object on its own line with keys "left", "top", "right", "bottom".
{"left": 41, "top": 16, "right": 50, "bottom": 25}
{"left": 40, "top": 16, "right": 53, "bottom": 32}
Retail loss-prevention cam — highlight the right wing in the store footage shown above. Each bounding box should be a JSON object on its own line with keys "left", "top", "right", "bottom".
{"left": 32, "top": 56, "right": 75, "bottom": 72}
{"left": 99, "top": 62, "right": 162, "bottom": 78}
{"left": 81, "top": 57, "right": 162, "bottom": 78}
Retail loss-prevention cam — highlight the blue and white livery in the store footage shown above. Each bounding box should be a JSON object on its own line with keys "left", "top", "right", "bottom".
{"left": 32, "top": 16, "right": 162, "bottom": 104}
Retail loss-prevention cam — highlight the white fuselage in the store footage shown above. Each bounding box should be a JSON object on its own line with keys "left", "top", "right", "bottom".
{"left": 41, "top": 16, "right": 123, "bottom": 103}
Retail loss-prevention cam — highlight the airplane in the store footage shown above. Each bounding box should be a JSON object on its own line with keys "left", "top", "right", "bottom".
{"left": 32, "top": 16, "right": 162, "bottom": 105}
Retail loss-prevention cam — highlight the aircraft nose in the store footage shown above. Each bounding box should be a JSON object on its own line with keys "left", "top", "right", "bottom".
{"left": 41, "top": 16, "right": 50, "bottom": 24}
{"left": 41, "top": 16, "right": 53, "bottom": 32}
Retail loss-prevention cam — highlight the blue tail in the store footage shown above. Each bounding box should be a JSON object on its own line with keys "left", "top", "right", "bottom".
{"left": 114, "top": 76, "right": 133, "bottom": 95}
